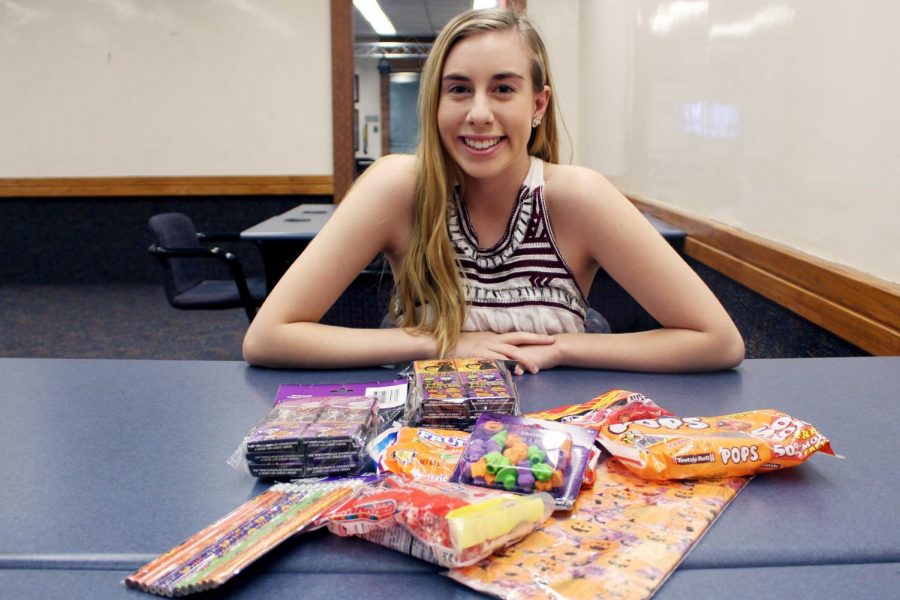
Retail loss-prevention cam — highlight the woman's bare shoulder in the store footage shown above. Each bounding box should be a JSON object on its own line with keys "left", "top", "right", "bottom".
{"left": 356, "top": 154, "right": 417, "bottom": 196}
{"left": 339, "top": 154, "right": 417, "bottom": 255}
{"left": 543, "top": 163, "right": 625, "bottom": 216}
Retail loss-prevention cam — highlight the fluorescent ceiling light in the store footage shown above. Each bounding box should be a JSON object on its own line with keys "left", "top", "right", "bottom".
{"left": 391, "top": 72, "right": 420, "bottom": 84}
{"left": 473, "top": 1, "right": 499, "bottom": 8}
{"left": 353, "top": 0, "right": 396, "bottom": 35}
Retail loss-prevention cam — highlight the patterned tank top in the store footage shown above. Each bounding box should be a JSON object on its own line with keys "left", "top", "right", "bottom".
{"left": 448, "top": 157, "right": 589, "bottom": 335}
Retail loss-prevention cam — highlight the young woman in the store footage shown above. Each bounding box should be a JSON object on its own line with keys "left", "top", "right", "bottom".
{"left": 243, "top": 8, "right": 744, "bottom": 374}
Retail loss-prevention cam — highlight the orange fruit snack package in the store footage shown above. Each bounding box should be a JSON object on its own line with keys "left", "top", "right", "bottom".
{"left": 381, "top": 427, "right": 470, "bottom": 481}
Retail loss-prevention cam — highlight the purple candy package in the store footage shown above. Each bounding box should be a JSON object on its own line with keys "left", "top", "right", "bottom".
{"left": 275, "top": 380, "right": 408, "bottom": 433}
{"left": 449, "top": 413, "right": 597, "bottom": 510}
{"left": 405, "top": 359, "right": 519, "bottom": 431}
{"left": 236, "top": 395, "right": 380, "bottom": 479}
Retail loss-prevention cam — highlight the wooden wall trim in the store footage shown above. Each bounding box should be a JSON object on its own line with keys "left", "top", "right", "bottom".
{"left": 0, "top": 175, "right": 333, "bottom": 197}
{"left": 623, "top": 191, "right": 900, "bottom": 355}
{"left": 331, "top": 0, "right": 354, "bottom": 203}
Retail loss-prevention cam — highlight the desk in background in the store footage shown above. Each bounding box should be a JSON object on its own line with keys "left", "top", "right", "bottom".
{"left": 241, "top": 203, "right": 336, "bottom": 291}
{"left": 1, "top": 357, "right": 897, "bottom": 598}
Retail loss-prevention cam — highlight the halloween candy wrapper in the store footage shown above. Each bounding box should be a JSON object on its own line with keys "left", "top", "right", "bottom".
{"left": 405, "top": 358, "right": 519, "bottom": 431}
{"left": 274, "top": 380, "right": 408, "bottom": 433}
{"left": 324, "top": 475, "right": 554, "bottom": 568}
{"left": 526, "top": 389, "right": 669, "bottom": 488}
{"left": 528, "top": 388, "right": 671, "bottom": 432}
{"left": 597, "top": 407, "right": 837, "bottom": 480}
{"left": 372, "top": 426, "right": 470, "bottom": 481}
{"left": 124, "top": 481, "right": 358, "bottom": 597}
{"left": 449, "top": 459, "right": 749, "bottom": 600}
{"left": 229, "top": 395, "right": 379, "bottom": 479}
{"left": 450, "top": 413, "right": 597, "bottom": 510}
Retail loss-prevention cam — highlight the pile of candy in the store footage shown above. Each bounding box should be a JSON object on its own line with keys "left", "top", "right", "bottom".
{"left": 130, "top": 375, "right": 839, "bottom": 599}
{"left": 450, "top": 414, "right": 597, "bottom": 510}
{"left": 405, "top": 358, "right": 518, "bottom": 431}
{"left": 240, "top": 396, "right": 378, "bottom": 479}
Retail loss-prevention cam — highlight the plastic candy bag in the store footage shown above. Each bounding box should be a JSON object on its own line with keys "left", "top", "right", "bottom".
{"left": 450, "top": 413, "right": 597, "bottom": 510}
{"left": 526, "top": 389, "right": 669, "bottom": 488}
{"left": 274, "top": 380, "right": 408, "bottom": 434}
{"left": 325, "top": 476, "right": 554, "bottom": 568}
{"left": 376, "top": 426, "right": 470, "bottom": 481}
{"left": 230, "top": 396, "right": 379, "bottom": 479}
{"left": 528, "top": 388, "right": 671, "bottom": 432}
{"left": 598, "top": 407, "right": 837, "bottom": 480}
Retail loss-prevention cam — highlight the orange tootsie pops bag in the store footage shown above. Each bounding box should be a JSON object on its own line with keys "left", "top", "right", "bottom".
{"left": 598, "top": 408, "right": 837, "bottom": 480}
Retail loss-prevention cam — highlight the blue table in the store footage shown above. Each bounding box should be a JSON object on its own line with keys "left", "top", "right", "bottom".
{"left": 1, "top": 357, "right": 897, "bottom": 598}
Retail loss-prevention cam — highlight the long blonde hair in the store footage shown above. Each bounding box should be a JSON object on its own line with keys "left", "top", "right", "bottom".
{"left": 391, "top": 8, "right": 559, "bottom": 355}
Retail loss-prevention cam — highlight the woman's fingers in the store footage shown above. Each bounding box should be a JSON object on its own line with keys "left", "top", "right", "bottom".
{"left": 452, "top": 331, "right": 555, "bottom": 375}
{"left": 490, "top": 343, "right": 540, "bottom": 375}
{"left": 498, "top": 332, "right": 555, "bottom": 346}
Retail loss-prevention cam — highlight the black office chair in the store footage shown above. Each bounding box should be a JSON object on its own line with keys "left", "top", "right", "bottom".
{"left": 148, "top": 213, "right": 267, "bottom": 322}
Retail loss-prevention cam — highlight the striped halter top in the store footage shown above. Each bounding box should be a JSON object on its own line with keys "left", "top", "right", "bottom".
{"left": 448, "top": 157, "right": 589, "bottom": 335}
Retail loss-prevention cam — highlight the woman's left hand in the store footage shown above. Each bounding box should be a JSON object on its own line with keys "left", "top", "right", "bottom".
{"left": 511, "top": 338, "right": 564, "bottom": 373}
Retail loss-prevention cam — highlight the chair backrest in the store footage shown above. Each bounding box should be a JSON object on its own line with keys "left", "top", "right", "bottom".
{"left": 148, "top": 213, "right": 205, "bottom": 300}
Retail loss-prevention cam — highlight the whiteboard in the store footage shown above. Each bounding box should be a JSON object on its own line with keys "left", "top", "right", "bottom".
{"left": 0, "top": 0, "right": 332, "bottom": 177}
{"left": 532, "top": 0, "right": 900, "bottom": 283}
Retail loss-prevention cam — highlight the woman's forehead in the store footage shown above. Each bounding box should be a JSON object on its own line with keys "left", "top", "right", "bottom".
{"left": 442, "top": 29, "right": 531, "bottom": 76}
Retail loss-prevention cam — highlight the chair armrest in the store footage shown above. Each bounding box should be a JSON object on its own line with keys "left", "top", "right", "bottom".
{"left": 148, "top": 244, "right": 244, "bottom": 272}
{"left": 149, "top": 244, "right": 223, "bottom": 259}
{"left": 196, "top": 231, "right": 242, "bottom": 243}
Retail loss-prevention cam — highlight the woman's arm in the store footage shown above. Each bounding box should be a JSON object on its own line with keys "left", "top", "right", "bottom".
{"left": 242, "top": 155, "right": 440, "bottom": 368}
{"left": 532, "top": 166, "right": 745, "bottom": 372}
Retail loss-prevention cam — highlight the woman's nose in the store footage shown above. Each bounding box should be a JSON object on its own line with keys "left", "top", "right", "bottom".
{"left": 467, "top": 91, "right": 493, "bottom": 125}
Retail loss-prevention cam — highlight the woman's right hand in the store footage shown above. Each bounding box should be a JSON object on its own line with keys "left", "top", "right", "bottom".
{"left": 450, "top": 331, "right": 556, "bottom": 375}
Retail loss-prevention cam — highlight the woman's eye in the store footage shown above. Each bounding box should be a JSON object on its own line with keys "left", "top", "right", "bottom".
{"left": 447, "top": 85, "right": 469, "bottom": 94}
{"left": 496, "top": 84, "right": 515, "bottom": 94}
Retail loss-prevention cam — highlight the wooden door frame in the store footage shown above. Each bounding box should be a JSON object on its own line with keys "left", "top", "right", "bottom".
{"left": 331, "top": 0, "right": 354, "bottom": 203}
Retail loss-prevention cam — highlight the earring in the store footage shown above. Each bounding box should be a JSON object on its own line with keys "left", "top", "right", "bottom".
{"left": 531, "top": 116, "right": 542, "bottom": 128}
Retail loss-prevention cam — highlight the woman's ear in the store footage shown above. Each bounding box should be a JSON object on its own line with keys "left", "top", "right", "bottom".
{"left": 533, "top": 84, "right": 551, "bottom": 120}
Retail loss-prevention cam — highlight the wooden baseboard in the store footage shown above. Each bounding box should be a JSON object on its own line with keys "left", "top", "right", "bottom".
{"left": 624, "top": 192, "right": 900, "bottom": 355}
{"left": 0, "top": 175, "right": 334, "bottom": 197}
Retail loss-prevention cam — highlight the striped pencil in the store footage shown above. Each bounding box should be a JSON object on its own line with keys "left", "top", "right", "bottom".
{"left": 193, "top": 486, "right": 353, "bottom": 593}
{"left": 126, "top": 482, "right": 358, "bottom": 597}
{"left": 126, "top": 484, "right": 289, "bottom": 592}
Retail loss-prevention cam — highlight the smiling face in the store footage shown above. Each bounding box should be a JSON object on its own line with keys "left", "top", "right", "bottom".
{"left": 436, "top": 29, "right": 549, "bottom": 185}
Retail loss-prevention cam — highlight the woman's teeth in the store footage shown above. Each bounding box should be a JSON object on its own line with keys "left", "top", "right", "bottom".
{"left": 463, "top": 137, "right": 501, "bottom": 150}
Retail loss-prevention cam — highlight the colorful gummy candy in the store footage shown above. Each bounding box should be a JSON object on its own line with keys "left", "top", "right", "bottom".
{"left": 451, "top": 413, "right": 596, "bottom": 510}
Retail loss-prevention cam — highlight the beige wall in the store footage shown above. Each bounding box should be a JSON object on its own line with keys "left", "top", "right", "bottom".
{"left": 532, "top": 0, "right": 900, "bottom": 284}
{"left": 0, "top": 0, "right": 332, "bottom": 177}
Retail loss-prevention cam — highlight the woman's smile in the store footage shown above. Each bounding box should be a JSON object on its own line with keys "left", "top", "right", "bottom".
{"left": 460, "top": 136, "right": 506, "bottom": 153}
